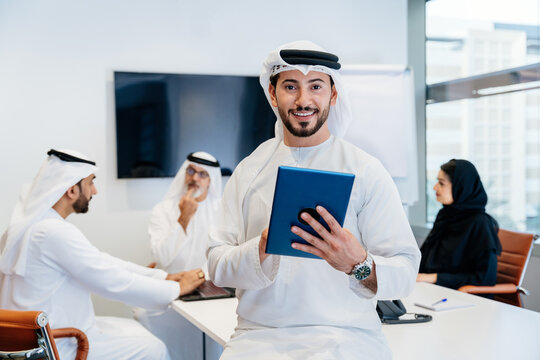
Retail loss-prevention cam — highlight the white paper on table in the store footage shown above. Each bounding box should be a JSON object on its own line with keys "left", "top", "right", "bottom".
{"left": 414, "top": 297, "right": 474, "bottom": 312}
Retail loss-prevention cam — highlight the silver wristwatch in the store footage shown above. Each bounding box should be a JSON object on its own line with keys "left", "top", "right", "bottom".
{"left": 349, "top": 253, "right": 373, "bottom": 281}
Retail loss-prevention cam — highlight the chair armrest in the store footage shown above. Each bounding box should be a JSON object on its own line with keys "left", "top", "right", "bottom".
{"left": 458, "top": 283, "right": 517, "bottom": 295}
{"left": 51, "top": 327, "right": 89, "bottom": 360}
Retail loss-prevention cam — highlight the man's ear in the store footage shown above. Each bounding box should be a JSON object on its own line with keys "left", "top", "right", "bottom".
{"left": 269, "top": 83, "right": 278, "bottom": 107}
{"left": 65, "top": 184, "right": 79, "bottom": 201}
{"left": 330, "top": 84, "right": 338, "bottom": 106}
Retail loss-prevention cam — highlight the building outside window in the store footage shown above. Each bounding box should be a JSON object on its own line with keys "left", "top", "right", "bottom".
{"left": 425, "top": 0, "right": 540, "bottom": 233}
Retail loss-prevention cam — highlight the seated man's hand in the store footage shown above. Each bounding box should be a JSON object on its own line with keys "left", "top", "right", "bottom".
{"left": 416, "top": 273, "right": 437, "bottom": 284}
{"left": 178, "top": 188, "right": 199, "bottom": 230}
{"left": 290, "top": 205, "right": 367, "bottom": 274}
{"left": 167, "top": 268, "right": 206, "bottom": 296}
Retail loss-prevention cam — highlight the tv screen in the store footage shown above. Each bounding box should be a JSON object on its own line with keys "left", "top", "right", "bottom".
{"left": 114, "top": 71, "right": 276, "bottom": 178}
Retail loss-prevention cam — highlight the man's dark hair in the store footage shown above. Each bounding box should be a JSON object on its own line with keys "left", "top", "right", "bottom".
{"left": 440, "top": 159, "right": 457, "bottom": 182}
{"left": 269, "top": 73, "right": 335, "bottom": 88}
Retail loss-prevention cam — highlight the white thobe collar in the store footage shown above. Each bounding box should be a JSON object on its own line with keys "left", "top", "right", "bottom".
{"left": 282, "top": 135, "right": 335, "bottom": 167}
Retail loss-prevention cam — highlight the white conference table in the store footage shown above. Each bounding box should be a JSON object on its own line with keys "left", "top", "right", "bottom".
{"left": 172, "top": 282, "right": 540, "bottom": 359}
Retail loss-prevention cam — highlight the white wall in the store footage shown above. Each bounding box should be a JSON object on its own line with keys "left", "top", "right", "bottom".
{"left": 0, "top": 0, "right": 408, "bottom": 316}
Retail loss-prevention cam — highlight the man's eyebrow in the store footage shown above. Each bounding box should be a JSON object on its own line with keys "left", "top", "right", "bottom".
{"left": 281, "top": 78, "right": 327, "bottom": 84}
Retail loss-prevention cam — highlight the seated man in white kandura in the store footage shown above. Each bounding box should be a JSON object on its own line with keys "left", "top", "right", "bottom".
{"left": 0, "top": 149, "right": 205, "bottom": 360}
{"left": 135, "top": 151, "right": 222, "bottom": 360}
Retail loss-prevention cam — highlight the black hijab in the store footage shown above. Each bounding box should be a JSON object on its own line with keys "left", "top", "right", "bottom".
{"left": 420, "top": 159, "right": 501, "bottom": 275}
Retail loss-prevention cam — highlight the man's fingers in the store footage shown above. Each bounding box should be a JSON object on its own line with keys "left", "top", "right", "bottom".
{"left": 291, "top": 241, "right": 325, "bottom": 259}
{"left": 259, "top": 228, "right": 270, "bottom": 263}
{"left": 300, "top": 211, "right": 331, "bottom": 240}
{"left": 316, "top": 206, "right": 342, "bottom": 235}
{"left": 188, "top": 268, "right": 202, "bottom": 278}
{"left": 190, "top": 275, "right": 205, "bottom": 287}
{"left": 291, "top": 225, "right": 329, "bottom": 252}
{"left": 186, "top": 188, "right": 195, "bottom": 198}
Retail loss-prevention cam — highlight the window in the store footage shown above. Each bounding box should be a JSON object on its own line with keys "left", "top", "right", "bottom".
{"left": 426, "top": 0, "right": 540, "bottom": 233}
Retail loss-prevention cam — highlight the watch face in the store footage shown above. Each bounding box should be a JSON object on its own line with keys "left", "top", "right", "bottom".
{"left": 354, "top": 265, "right": 371, "bottom": 281}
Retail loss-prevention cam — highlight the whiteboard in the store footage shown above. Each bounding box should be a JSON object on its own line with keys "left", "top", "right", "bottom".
{"left": 341, "top": 65, "right": 418, "bottom": 205}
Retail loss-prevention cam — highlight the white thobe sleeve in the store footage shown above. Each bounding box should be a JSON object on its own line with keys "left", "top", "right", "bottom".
{"left": 207, "top": 172, "right": 280, "bottom": 289}
{"left": 44, "top": 226, "right": 180, "bottom": 310}
{"left": 148, "top": 202, "right": 189, "bottom": 269}
{"left": 350, "top": 160, "right": 421, "bottom": 300}
{"left": 208, "top": 233, "right": 280, "bottom": 289}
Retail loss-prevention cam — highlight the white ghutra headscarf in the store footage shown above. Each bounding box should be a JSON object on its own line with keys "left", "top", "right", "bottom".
{"left": 259, "top": 40, "right": 352, "bottom": 140}
{"left": 160, "top": 151, "right": 222, "bottom": 205}
{"left": 0, "top": 149, "right": 97, "bottom": 276}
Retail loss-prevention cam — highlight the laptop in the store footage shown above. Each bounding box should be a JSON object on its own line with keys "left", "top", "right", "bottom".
{"left": 265, "top": 166, "right": 355, "bottom": 259}
{"left": 178, "top": 280, "right": 235, "bottom": 301}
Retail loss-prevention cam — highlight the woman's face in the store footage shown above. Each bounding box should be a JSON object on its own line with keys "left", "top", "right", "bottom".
{"left": 433, "top": 170, "right": 454, "bottom": 205}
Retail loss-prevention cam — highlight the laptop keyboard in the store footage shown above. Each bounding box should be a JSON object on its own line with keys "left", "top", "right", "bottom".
{"left": 198, "top": 281, "right": 231, "bottom": 298}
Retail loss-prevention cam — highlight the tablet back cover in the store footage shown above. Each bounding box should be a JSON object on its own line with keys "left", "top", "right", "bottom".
{"left": 266, "top": 166, "right": 355, "bottom": 259}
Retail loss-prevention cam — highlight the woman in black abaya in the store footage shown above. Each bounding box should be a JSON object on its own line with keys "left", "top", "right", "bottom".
{"left": 417, "top": 159, "right": 501, "bottom": 290}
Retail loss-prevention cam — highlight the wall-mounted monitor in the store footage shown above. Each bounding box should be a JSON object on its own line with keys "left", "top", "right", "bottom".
{"left": 114, "top": 71, "right": 276, "bottom": 178}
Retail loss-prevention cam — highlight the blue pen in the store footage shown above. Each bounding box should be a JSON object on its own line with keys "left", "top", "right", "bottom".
{"left": 432, "top": 298, "right": 447, "bottom": 306}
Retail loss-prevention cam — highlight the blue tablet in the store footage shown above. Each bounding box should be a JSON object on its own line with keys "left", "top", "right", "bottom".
{"left": 265, "top": 166, "right": 355, "bottom": 259}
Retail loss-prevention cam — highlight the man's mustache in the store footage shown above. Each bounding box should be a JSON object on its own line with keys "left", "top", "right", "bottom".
{"left": 294, "top": 106, "right": 317, "bottom": 112}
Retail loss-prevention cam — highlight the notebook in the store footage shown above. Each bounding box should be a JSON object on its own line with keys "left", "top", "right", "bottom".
{"left": 265, "top": 166, "right": 355, "bottom": 259}
{"left": 178, "top": 281, "right": 235, "bottom": 302}
{"left": 414, "top": 297, "right": 474, "bottom": 312}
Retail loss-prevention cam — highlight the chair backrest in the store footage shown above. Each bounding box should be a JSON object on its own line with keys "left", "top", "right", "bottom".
{"left": 496, "top": 229, "right": 537, "bottom": 287}
{"left": 0, "top": 309, "right": 60, "bottom": 360}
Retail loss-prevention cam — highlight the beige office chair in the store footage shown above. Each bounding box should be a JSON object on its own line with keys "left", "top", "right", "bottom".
{"left": 0, "top": 309, "right": 89, "bottom": 360}
{"left": 458, "top": 228, "right": 538, "bottom": 307}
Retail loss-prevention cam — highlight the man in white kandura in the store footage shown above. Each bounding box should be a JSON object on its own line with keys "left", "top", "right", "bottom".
{"left": 0, "top": 149, "right": 205, "bottom": 360}
{"left": 148, "top": 152, "right": 222, "bottom": 274}
{"left": 206, "top": 41, "right": 421, "bottom": 359}
{"left": 135, "top": 151, "right": 222, "bottom": 360}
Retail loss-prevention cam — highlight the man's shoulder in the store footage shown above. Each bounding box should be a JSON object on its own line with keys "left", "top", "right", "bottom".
{"left": 31, "top": 217, "right": 83, "bottom": 242}
{"left": 33, "top": 217, "right": 71, "bottom": 232}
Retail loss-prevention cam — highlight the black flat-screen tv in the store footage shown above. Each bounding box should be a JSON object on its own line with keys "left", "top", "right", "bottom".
{"left": 114, "top": 71, "right": 276, "bottom": 178}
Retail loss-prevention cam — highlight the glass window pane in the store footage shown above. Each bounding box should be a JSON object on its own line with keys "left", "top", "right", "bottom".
{"left": 426, "top": 0, "right": 539, "bottom": 233}
{"left": 426, "top": 88, "right": 540, "bottom": 232}
{"left": 426, "top": 0, "right": 538, "bottom": 84}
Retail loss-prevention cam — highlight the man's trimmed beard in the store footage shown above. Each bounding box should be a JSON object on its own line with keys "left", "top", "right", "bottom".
{"left": 73, "top": 192, "right": 90, "bottom": 214}
{"left": 279, "top": 103, "right": 331, "bottom": 138}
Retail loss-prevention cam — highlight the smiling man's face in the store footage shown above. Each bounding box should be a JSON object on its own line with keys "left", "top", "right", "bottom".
{"left": 269, "top": 70, "right": 337, "bottom": 138}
